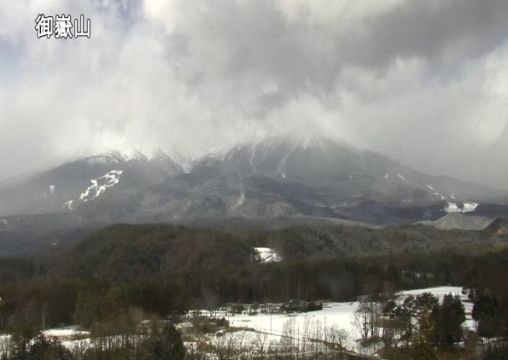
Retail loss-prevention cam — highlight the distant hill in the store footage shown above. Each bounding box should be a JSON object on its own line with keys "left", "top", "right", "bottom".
{"left": 484, "top": 218, "right": 508, "bottom": 237}
{"left": 418, "top": 213, "right": 494, "bottom": 231}
{"left": 42, "top": 221, "right": 508, "bottom": 281}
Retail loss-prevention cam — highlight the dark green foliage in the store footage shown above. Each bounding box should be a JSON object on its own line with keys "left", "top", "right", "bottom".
{"left": 304, "top": 301, "right": 323, "bottom": 312}
{"left": 415, "top": 292, "right": 439, "bottom": 313}
{"left": 381, "top": 293, "right": 439, "bottom": 347}
{"left": 0, "top": 258, "right": 48, "bottom": 282}
{"left": 80, "top": 348, "right": 132, "bottom": 360}
{"left": 64, "top": 224, "right": 255, "bottom": 281}
{"left": 473, "top": 292, "right": 502, "bottom": 337}
{"left": 473, "top": 293, "right": 499, "bottom": 320}
{"left": 78, "top": 325, "right": 185, "bottom": 360}
{"left": 135, "top": 325, "right": 185, "bottom": 360}
{"left": 73, "top": 289, "right": 110, "bottom": 328}
{"left": 431, "top": 294, "right": 465, "bottom": 347}
{"left": 481, "top": 342, "right": 508, "bottom": 360}
{"left": 0, "top": 279, "right": 82, "bottom": 332}
{"left": 411, "top": 338, "right": 438, "bottom": 360}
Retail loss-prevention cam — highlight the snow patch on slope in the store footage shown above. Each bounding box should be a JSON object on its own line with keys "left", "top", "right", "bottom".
{"left": 79, "top": 170, "right": 123, "bottom": 202}
{"left": 230, "top": 191, "right": 246, "bottom": 211}
{"left": 445, "top": 202, "right": 479, "bottom": 214}
{"left": 254, "top": 247, "right": 282, "bottom": 263}
{"left": 63, "top": 200, "right": 74, "bottom": 210}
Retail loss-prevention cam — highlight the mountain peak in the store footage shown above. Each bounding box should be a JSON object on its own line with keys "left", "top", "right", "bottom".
{"left": 0, "top": 134, "right": 505, "bottom": 223}
{"left": 242, "top": 133, "right": 359, "bottom": 152}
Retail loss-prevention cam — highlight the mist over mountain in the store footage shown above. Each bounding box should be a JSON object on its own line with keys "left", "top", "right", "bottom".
{"left": 2, "top": 0, "right": 508, "bottom": 190}
{"left": 1, "top": 135, "right": 506, "bottom": 231}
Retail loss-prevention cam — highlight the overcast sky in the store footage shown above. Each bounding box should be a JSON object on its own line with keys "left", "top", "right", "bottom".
{"left": 1, "top": 0, "right": 508, "bottom": 188}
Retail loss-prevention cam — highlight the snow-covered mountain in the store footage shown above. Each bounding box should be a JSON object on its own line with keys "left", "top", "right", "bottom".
{"left": 193, "top": 135, "right": 498, "bottom": 204}
{"left": 0, "top": 135, "right": 506, "bottom": 226}
{"left": 417, "top": 213, "right": 494, "bottom": 231}
{"left": 0, "top": 151, "right": 183, "bottom": 218}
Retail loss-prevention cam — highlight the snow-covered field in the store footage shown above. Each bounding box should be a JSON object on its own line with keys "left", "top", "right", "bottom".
{"left": 399, "top": 286, "right": 475, "bottom": 331}
{"left": 223, "top": 301, "right": 366, "bottom": 354}
{"left": 0, "top": 286, "right": 476, "bottom": 358}
{"left": 190, "top": 286, "right": 472, "bottom": 356}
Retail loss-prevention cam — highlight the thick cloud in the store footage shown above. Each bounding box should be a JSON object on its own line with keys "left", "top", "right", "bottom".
{"left": 0, "top": 0, "right": 507, "bottom": 188}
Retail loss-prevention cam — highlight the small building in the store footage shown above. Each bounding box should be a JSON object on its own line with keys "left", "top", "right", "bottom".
{"left": 175, "top": 321, "right": 194, "bottom": 335}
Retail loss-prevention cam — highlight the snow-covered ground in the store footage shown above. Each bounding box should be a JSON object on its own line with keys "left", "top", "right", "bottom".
{"left": 42, "top": 326, "right": 90, "bottom": 339}
{"left": 0, "top": 286, "right": 477, "bottom": 358}
{"left": 445, "top": 202, "right": 479, "bottom": 214}
{"left": 223, "top": 301, "right": 366, "bottom": 354}
{"left": 398, "top": 286, "right": 464, "bottom": 299}
{"left": 190, "top": 286, "right": 474, "bottom": 357}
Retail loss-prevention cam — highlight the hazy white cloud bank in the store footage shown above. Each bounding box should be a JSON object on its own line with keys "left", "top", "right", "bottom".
{"left": 0, "top": 0, "right": 507, "bottom": 187}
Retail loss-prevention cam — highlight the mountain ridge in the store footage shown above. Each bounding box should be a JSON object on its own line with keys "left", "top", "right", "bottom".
{"left": 0, "top": 135, "right": 506, "bottom": 226}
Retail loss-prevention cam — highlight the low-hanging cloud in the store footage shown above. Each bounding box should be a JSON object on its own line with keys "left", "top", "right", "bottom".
{"left": 0, "top": 0, "right": 507, "bottom": 188}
